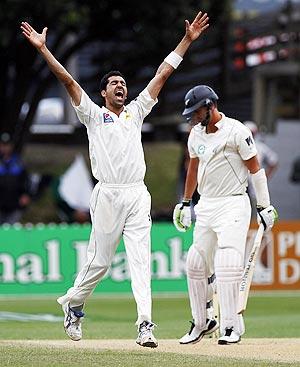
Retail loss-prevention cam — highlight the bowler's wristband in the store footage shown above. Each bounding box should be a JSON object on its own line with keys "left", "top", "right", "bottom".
{"left": 164, "top": 51, "right": 183, "bottom": 69}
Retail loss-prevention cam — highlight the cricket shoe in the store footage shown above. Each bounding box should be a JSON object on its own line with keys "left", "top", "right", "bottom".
{"left": 136, "top": 321, "right": 158, "bottom": 348}
{"left": 179, "top": 318, "right": 219, "bottom": 344}
{"left": 62, "top": 303, "right": 84, "bottom": 341}
{"left": 218, "top": 327, "right": 241, "bottom": 345}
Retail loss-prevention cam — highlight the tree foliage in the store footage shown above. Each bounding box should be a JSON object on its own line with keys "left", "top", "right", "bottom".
{"left": 0, "top": 0, "right": 231, "bottom": 150}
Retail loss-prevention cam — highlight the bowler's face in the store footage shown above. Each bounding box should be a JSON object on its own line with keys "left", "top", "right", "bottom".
{"left": 101, "top": 76, "right": 128, "bottom": 108}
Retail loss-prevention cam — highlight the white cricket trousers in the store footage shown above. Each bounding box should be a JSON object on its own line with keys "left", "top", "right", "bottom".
{"left": 57, "top": 181, "right": 152, "bottom": 325}
{"left": 187, "top": 195, "right": 251, "bottom": 333}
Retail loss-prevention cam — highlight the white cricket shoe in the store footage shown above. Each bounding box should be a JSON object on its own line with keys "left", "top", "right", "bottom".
{"left": 62, "top": 303, "right": 84, "bottom": 341}
{"left": 218, "top": 327, "right": 241, "bottom": 345}
{"left": 179, "top": 318, "right": 219, "bottom": 344}
{"left": 136, "top": 321, "right": 158, "bottom": 348}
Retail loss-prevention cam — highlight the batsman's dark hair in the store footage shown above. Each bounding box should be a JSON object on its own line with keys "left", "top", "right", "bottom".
{"left": 99, "top": 70, "right": 126, "bottom": 92}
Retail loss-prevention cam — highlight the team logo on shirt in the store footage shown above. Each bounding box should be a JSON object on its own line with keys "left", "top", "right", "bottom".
{"left": 245, "top": 136, "right": 254, "bottom": 146}
{"left": 198, "top": 144, "right": 206, "bottom": 155}
{"left": 103, "top": 113, "right": 114, "bottom": 123}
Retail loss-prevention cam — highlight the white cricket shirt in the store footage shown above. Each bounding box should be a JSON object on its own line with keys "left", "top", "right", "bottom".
{"left": 72, "top": 88, "right": 157, "bottom": 184}
{"left": 188, "top": 113, "right": 257, "bottom": 197}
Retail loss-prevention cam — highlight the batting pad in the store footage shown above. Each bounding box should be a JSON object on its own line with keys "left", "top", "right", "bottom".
{"left": 215, "top": 248, "right": 244, "bottom": 335}
{"left": 186, "top": 245, "right": 207, "bottom": 329}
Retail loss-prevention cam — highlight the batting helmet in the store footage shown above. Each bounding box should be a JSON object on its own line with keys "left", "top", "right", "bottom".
{"left": 182, "top": 85, "right": 219, "bottom": 119}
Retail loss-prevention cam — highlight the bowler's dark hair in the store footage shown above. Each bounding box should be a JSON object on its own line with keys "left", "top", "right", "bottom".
{"left": 99, "top": 70, "right": 126, "bottom": 92}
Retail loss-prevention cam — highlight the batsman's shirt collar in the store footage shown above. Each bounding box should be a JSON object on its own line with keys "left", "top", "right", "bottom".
{"left": 214, "top": 112, "right": 225, "bottom": 130}
{"left": 194, "top": 112, "right": 226, "bottom": 133}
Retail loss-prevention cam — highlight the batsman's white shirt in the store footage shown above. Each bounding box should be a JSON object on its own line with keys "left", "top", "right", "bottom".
{"left": 188, "top": 113, "right": 257, "bottom": 197}
{"left": 72, "top": 88, "right": 157, "bottom": 184}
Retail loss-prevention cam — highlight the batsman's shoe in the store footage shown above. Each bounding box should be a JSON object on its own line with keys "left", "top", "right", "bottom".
{"left": 179, "top": 318, "right": 219, "bottom": 344}
{"left": 62, "top": 303, "right": 84, "bottom": 341}
{"left": 218, "top": 327, "right": 241, "bottom": 345}
{"left": 136, "top": 321, "right": 158, "bottom": 348}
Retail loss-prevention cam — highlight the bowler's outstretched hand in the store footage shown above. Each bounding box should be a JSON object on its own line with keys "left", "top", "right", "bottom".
{"left": 21, "top": 22, "right": 47, "bottom": 50}
{"left": 185, "top": 11, "right": 209, "bottom": 42}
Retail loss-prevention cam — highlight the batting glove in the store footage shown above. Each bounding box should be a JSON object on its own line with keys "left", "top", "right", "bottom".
{"left": 257, "top": 205, "right": 278, "bottom": 231}
{"left": 173, "top": 200, "right": 192, "bottom": 232}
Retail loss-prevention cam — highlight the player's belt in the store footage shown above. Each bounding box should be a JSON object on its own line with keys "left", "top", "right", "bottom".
{"left": 99, "top": 181, "right": 144, "bottom": 188}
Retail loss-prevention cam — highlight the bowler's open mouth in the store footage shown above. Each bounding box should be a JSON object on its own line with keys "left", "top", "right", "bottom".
{"left": 115, "top": 90, "right": 124, "bottom": 98}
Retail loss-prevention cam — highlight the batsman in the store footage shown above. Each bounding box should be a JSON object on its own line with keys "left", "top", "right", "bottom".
{"left": 173, "top": 85, "right": 278, "bottom": 344}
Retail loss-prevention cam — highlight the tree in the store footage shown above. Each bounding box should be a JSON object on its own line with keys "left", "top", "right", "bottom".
{"left": 0, "top": 0, "right": 230, "bottom": 151}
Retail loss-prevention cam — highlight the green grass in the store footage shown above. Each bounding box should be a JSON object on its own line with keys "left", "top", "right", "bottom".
{"left": 0, "top": 294, "right": 299, "bottom": 366}
{"left": 0, "top": 294, "right": 299, "bottom": 340}
{"left": 245, "top": 293, "right": 300, "bottom": 337}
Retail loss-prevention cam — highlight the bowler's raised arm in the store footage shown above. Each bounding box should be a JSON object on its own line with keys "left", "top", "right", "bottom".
{"left": 20, "top": 22, "right": 82, "bottom": 106}
{"left": 146, "top": 11, "right": 209, "bottom": 100}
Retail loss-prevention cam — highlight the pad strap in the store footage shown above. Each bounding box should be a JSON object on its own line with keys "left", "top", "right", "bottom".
{"left": 208, "top": 273, "right": 216, "bottom": 284}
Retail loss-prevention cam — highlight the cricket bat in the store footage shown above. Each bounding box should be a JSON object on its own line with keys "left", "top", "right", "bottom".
{"left": 237, "top": 224, "right": 264, "bottom": 314}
